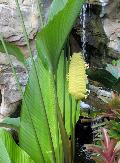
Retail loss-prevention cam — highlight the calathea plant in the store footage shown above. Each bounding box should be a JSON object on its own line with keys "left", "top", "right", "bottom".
{"left": 0, "top": 0, "right": 86, "bottom": 162}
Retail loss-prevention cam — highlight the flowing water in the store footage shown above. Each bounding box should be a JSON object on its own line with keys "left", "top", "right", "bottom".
{"left": 80, "top": 3, "right": 87, "bottom": 59}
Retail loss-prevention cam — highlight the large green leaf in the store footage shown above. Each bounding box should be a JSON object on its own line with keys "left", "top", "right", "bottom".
{"left": 47, "top": 0, "right": 67, "bottom": 22}
{"left": 36, "top": 0, "right": 85, "bottom": 71}
{"left": 0, "top": 40, "right": 25, "bottom": 64}
{"left": 0, "top": 129, "right": 34, "bottom": 163}
{"left": 20, "top": 0, "right": 84, "bottom": 162}
{"left": 19, "top": 64, "right": 55, "bottom": 163}
{"left": 19, "top": 54, "right": 80, "bottom": 163}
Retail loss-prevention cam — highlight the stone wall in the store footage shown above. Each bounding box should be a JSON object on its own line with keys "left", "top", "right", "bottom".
{"left": 0, "top": 0, "right": 51, "bottom": 120}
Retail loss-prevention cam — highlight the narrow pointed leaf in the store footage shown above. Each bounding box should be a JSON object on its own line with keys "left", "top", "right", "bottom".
{"left": 0, "top": 40, "right": 25, "bottom": 64}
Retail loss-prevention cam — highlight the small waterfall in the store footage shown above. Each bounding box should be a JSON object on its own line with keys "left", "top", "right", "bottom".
{"left": 80, "top": 4, "right": 87, "bottom": 59}
{"left": 80, "top": 2, "right": 91, "bottom": 61}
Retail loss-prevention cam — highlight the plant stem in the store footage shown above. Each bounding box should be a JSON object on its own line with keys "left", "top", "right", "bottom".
{"left": 63, "top": 46, "right": 67, "bottom": 124}
{"left": 72, "top": 100, "right": 78, "bottom": 159}
{"left": 67, "top": 38, "right": 73, "bottom": 161}
{"left": 36, "top": 0, "right": 44, "bottom": 28}
{"left": 50, "top": 70, "right": 71, "bottom": 163}
{"left": 69, "top": 95, "right": 73, "bottom": 159}
{"left": 50, "top": 71, "right": 60, "bottom": 163}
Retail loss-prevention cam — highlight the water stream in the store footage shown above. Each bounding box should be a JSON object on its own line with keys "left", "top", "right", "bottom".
{"left": 80, "top": 3, "right": 87, "bottom": 59}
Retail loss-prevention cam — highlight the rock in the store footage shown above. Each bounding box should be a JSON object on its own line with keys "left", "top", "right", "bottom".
{"left": 0, "top": 0, "right": 52, "bottom": 120}
{"left": 103, "top": 18, "right": 120, "bottom": 52}
{"left": 0, "top": 0, "right": 51, "bottom": 45}
{"left": 0, "top": 53, "right": 28, "bottom": 120}
{"left": 101, "top": 0, "right": 120, "bottom": 54}
{"left": 107, "top": 48, "right": 120, "bottom": 59}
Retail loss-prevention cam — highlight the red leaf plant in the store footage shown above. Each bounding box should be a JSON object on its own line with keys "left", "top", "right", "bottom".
{"left": 85, "top": 128, "right": 120, "bottom": 163}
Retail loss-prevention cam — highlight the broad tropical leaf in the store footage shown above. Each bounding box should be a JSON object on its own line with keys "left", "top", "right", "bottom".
{"left": 20, "top": 0, "right": 84, "bottom": 162}
{"left": 47, "top": 0, "right": 67, "bottom": 22}
{"left": 36, "top": 0, "right": 85, "bottom": 71}
{"left": 19, "top": 64, "right": 56, "bottom": 163}
{"left": 0, "top": 129, "right": 34, "bottom": 163}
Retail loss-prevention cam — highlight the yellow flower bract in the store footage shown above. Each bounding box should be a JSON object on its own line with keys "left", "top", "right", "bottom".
{"left": 68, "top": 53, "right": 87, "bottom": 100}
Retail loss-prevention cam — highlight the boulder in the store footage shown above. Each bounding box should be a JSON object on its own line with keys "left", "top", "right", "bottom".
{"left": 0, "top": 53, "right": 28, "bottom": 120}
{"left": 0, "top": 0, "right": 51, "bottom": 45}
{"left": 101, "top": 0, "right": 120, "bottom": 54}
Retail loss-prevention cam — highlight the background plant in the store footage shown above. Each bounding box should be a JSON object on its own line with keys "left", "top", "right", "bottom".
{"left": 85, "top": 128, "right": 120, "bottom": 163}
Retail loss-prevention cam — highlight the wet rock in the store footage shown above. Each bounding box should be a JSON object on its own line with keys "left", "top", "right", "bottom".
{"left": 72, "top": 3, "right": 108, "bottom": 65}
{"left": 0, "top": 53, "right": 28, "bottom": 120}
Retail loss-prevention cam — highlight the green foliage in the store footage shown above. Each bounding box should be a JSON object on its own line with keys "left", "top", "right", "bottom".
{"left": 36, "top": 0, "right": 84, "bottom": 71}
{"left": 108, "top": 120, "right": 120, "bottom": 140}
{"left": 47, "top": 0, "right": 68, "bottom": 22}
{"left": 20, "top": 0, "right": 84, "bottom": 162}
{"left": 0, "top": 129, "right": 34, "bottom": 163}
{"left": 0, "top": 0, "right": 85, "bottom": 162}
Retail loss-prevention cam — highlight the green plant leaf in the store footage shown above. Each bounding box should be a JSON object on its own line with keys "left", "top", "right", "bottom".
{"left": 19, "top": 62, "right": 56, "bottom": 163}
{"left": 20, "top": 0, "right": 84, "bottom": 162}
{"left": 0, "top": 40, "right": 25, "bottom": 64}
{"left": 47, "top": 0, "right": 67, "bottom": 22}
{"left": 0, "top": 117, "right": 20, "bottom": 132}
{"left": 0, "top": 129, "right": 34, "bottom": 163}
{"left": 36, "top": 0, "right": 85, "bottom": 71}
{"left": 57, "top": 54, "right": 80, "bottom": 134}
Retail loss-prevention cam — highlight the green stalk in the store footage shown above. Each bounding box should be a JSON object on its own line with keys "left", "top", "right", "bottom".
{"left": 72, "top": 100, "right": 78, "bottom": 159}
{"left": 36, "top": 0, "right": 44, "bottom": 28}
{"left": 50, "top": 71, "right": 60, "bottom": 163}
{"left": 50, "top": 70, "right": 71, "bottom": 163}
{"left": 68, "top": 39, "right": 73, "bottom": 160}
{"left": 63, "top": 46, "right": 67, "bottom": 124}
{"left": 67, "top": 39, "right": 73, "bottom": 137}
